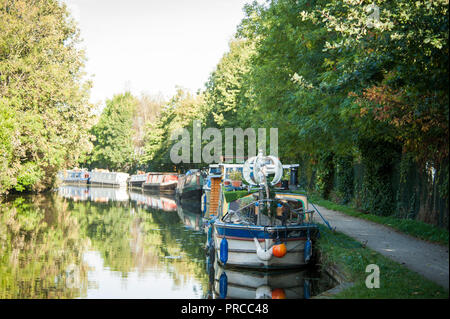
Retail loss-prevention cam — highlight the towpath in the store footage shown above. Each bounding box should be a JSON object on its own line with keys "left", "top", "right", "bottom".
{"left": 313, "top": 204, "right": 449, "bottom": 290}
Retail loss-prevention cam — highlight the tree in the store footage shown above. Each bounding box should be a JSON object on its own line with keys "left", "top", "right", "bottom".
{"left": 89, "top": 92, "right": 138, "bottom": 172}
{"left": 141, "top": 87, "right": 204, "bottom": 171}
{"left": 131, "top": 93, "right": 165, "bottom": 156}
{"left": 0, "top": 0, "right": 94, "bottom": 194}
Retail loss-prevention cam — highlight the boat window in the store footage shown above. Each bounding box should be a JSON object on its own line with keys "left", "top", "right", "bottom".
{"left": 209, "top": 167, "right": 221, "bottom": 175}
{"left": 225, "top": 167, "right": 243, "bottom": 180}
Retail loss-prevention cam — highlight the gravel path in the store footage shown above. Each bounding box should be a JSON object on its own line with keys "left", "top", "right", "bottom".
{"left": 312, "top": 204, "right": 449, "bottom": 290}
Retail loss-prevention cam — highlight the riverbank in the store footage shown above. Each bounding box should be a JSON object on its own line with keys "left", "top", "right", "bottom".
{"left": 315, "top": 225, "right": 448, "bottom": 298}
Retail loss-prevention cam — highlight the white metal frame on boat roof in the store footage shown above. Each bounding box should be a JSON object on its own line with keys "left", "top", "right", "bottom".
{"left": 219, "top": 164, "right": 244, "bottom": 168}
{"left": 207, "top": 163, "right": 299, "bottom": 170}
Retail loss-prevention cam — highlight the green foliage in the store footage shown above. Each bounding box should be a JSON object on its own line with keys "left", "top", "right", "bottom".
{"left": 228, "top": 169, "right": 243, "bottom": 181}
{"left": 141, "top": 88, "right": 205, "bottom": 172}
{"left": 224, "top": 190, "right": 256, "bottom": 203}
{"left": 102, "top": 0, "right": 448, "bottom": 228}
{"left": 203, "top": 39, "right": 255, "bottom": 129}
{"left": 336, "top": 156, "right": 354, "bottom": 205}
{"left": 0, "top": 0, "right": 94, "bottom": 194}
{"left": 14, "top": 162, "right": 43, "bottom": 192}
{"left": 233, "top": 0, "right": 447, "bottom": 225}
{"left": 358, "top": 137, "right": 402, "bottom": 216}
{"left": 316, "top": 152, "right": 335, "bottom": 200}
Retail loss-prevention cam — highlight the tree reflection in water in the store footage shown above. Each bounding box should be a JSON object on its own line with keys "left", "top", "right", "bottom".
{"left": 0, "top": 187, "right": 209, "bottom": 298}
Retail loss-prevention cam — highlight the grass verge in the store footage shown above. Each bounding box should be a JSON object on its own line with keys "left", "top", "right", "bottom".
{"left": 223, "top": 189, "right": 257, "bottom": 202}
{"left": 317, "top": 224, "right": 448, "bottom": 298}
{"left": 306, "top": 193, "right": 449, "bottom": 246}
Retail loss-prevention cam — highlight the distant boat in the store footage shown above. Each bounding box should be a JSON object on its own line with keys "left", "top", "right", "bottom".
{"left": 176, "top": 169, "right": 204, "bottom": 201}
{"left": 89, "top": 170, "right": 129, "bottom": 188}
{"left": 143, "top": 172, "right": 178, "bottom": 194}
{"left": 58, "top": 169, "right": 90, "bottom": 185}
{"left": 128, "top": 172, "right": 148, "bottom": 189}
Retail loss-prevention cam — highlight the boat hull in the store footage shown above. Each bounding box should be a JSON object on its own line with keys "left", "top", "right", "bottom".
{"left": 212, "top": 222, "right": 318, "bottom": 269}
{"left": 175, "top": 171, "right": 204, "bottom": 200}
{"left": 128, "top": 180, "right": 145, "bottom": 189}
{"left": 62, "top": 180, "right": 89, "bottom": 185}
{"left": 89, "top": 171, "right": 129, "bottom": 187}
{"left": 178, "top": 188, "right": 202, "bottom": 200}
{"left": 143, "top": 181, "right": 177, "bottom": 194}
{"left": 89, "top": 182, "right": 126, "bottom": 188}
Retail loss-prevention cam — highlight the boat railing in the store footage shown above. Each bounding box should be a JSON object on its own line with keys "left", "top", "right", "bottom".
{"left": 221, "top": 198, "right": 314, "bottom": 225}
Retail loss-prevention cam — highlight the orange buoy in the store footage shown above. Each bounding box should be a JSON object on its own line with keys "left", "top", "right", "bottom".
{"left": 271, "top": 288, "right": 286, "bottom": 299}
{"left": 272, "top": 242, "right": 287, "bottom": 258}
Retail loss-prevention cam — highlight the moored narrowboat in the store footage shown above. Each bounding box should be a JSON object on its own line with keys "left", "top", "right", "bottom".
{"left": 143, "top": 172, "right": 178, "bottom": 194}
{"left": 176, "top": 169, "right": 204, "bottom": 201}
{"left": 204, "top": 151, "right": 320, "bottom": 270}
{"left": 128, "top": 171, "right": 148, "bottom": 189}
{"left": 89, "top": 170, "right": 129, "bottom": 188}
{"left": 58, "top": 169, "right": 90, "bottom": 185}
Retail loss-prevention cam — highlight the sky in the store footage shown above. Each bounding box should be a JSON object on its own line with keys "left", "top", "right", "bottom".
{"left": 62, "top": 0, "right": 252, "bottom": 106}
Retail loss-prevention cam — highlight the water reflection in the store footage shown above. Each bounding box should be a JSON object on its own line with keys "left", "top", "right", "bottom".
{"left": 176, "top": 200, "right": 202, "bottom": 231}
{"left": 0, "top": 186, "right": 208, "bottom": 298}
{"left": 206, "top": 259, "right": 324, "bottom": 299}
{"left": 129, "top": 189, "right": 177, "bottom": 212}
{"left": 58, "top": 185, "right": 90, "bottom": 201}
{"left": 59, "top": 185, "right": 129, "bottom": 202}
{"left": 89, "top": 187, "right": 129, "bottom": 202}
{"left": 0, "top": 186, "right": 333, "bottom": 299}
{"left": 0, "top": 193, "right": 90, "bottom": 298}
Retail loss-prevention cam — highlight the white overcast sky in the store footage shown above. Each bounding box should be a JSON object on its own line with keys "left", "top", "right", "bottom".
{"left": 62, "top": 0, "right": 252, "bottom": 105}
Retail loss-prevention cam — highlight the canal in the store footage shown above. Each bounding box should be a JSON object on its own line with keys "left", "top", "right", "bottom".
{"left": 0, "top": 186, "right": 335, "bottom": 299}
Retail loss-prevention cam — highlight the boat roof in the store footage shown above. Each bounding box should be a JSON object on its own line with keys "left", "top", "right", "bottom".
{"left": 212, "top": 163, "right": 299, "bottom": 168}
{"left": 147, "top": 172, "right": 178, "bottom": 175}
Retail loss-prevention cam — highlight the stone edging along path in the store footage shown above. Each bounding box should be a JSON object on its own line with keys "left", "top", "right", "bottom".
{"left": 312, "top": 205, "right": 449, "bottom": 290}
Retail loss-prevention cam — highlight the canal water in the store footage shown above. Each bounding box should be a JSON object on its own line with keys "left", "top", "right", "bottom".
{"left": 0, "top": 185, "right": 336, "bottom": 299}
